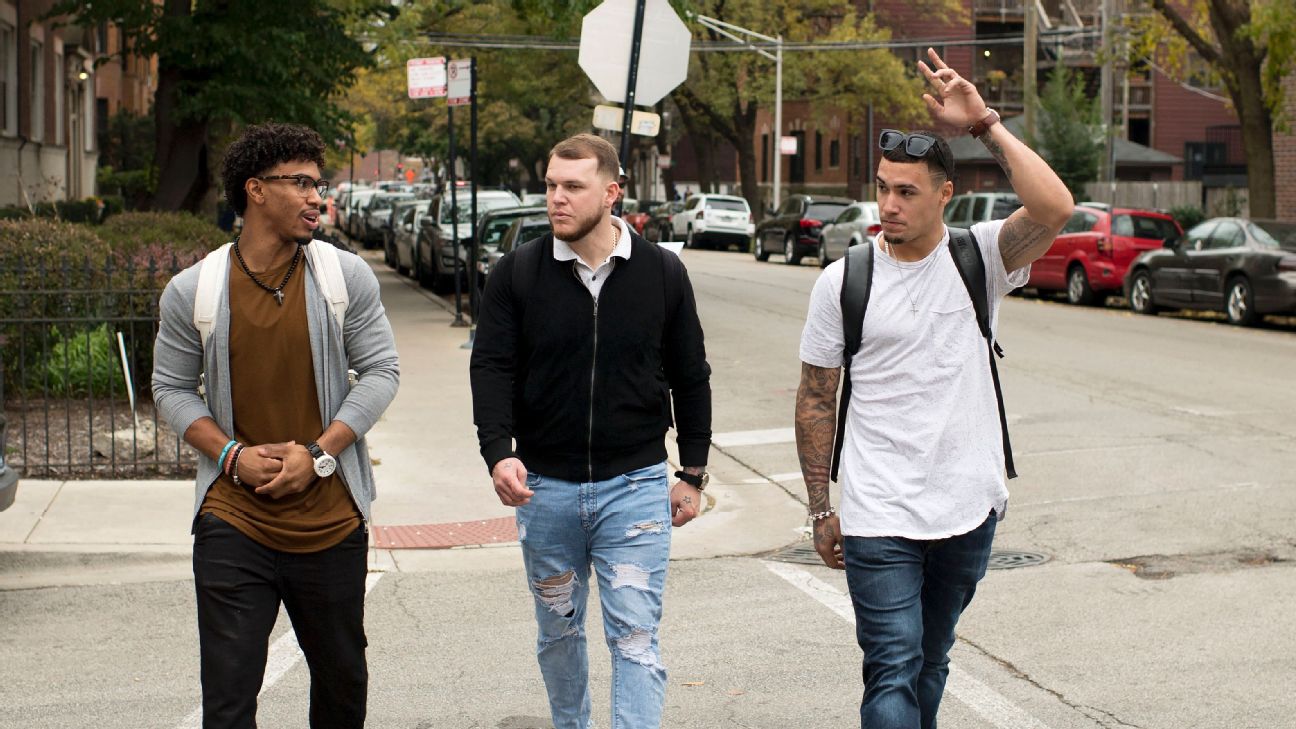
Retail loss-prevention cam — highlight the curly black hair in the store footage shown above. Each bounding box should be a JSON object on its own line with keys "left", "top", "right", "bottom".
{"left": 221, "top": 122, "right": 327, "bottom": 215}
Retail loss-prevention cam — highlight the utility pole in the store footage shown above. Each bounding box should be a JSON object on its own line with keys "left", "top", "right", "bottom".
{"left": 1024, "top": 1, "right": 1038, "bottom": 142}
{"left": 1100, "top": 0, "right": 1115, "bottom": 181}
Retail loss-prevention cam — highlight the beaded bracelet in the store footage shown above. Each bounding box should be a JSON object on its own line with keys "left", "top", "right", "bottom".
{"left": 217, "top": 439, "right": 238, "bottom": 471}
{"left": 809, "top": 507, "right": 837, "bottom": 522}
{"left": 230, "top": 445, "right": 245, "bottom": 487}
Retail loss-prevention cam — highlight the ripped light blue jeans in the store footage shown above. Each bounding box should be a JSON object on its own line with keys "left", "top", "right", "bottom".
{"left": 515, "top": 461, "right": 673, "bottom": 729}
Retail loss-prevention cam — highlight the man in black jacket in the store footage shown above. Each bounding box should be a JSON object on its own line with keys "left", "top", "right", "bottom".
{"left": 470, "top": 133, "right": 712, "bottom": 729}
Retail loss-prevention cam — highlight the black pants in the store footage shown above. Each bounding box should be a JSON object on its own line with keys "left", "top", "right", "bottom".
{"left": 193, "top": 513, "right": 369, "bottom": 729}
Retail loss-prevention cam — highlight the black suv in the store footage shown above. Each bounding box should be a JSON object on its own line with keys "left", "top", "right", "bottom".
{"left": 753, "top": 194, "right": 852, "bottom": 265}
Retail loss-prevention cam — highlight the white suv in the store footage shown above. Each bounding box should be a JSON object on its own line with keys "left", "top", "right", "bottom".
{"left": 669, "top": 194, "right": 754, "bottom": 250}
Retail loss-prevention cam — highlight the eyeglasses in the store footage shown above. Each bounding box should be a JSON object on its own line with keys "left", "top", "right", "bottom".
{"left": 258, "top": 174, "right": 330, "bottom": 198}
{"left": 878, "top": 129, "right": 954, "bottom": 179}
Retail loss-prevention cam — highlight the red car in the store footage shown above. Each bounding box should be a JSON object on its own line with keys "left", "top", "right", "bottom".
{"left": 1028, "top": 205, "right": 1182, "bottom": 305}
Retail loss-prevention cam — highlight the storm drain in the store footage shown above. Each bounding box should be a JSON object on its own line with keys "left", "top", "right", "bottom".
{"left": 987, "top": 550, "right": 1050, "bottom": 570}
{"left": 766, "top": 543, "right": 1049, "bottom": 570}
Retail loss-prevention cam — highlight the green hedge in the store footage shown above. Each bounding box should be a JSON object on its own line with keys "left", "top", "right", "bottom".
{"left": 0, "top": 198, "right": 112, "bottom": 224}
{"left": 1, "top": 214, "right": 223, "bottom": 397}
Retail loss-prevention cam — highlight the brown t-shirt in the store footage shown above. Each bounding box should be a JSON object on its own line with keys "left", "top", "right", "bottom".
{"left": 201, "top": 245, "right": 360, "bottom": 552}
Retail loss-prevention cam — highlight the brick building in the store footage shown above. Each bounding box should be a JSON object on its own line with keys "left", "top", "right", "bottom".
{"left": 1274, "top": 75, "right": 1296, "bottom": 222}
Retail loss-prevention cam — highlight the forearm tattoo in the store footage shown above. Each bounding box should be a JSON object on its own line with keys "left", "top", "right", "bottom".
{"left": 983, "top": 134, "right": 1013, "bottom": 184}
{"left": 795, "top": 363, "right": 840, "bottom": 514}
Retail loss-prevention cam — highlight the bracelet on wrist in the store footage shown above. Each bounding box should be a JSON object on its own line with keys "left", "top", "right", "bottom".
{"left": 217, "top": 439, "right": 238, "bottom": 471}
{"left": 230, "top": 445, "right": 245, "bottom": 486}
{"left": 809, "top": 507, "right": 836, "bottom": 522}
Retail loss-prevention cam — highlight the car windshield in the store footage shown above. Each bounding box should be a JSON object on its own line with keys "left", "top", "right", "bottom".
{"left": 1116, "top": 214, "right": 1180, "bottom": 241}
{"left": 441, "top": 196, "right": 518, "bottom": 224}
{"left": 1249, "top": 221, "right": 1296, "bottom": 249}
{"left": 806, "top": 203, "right": 849, "bottom": 221}
{"left": 706, "top": 199, "right": 748, "bottom": 212}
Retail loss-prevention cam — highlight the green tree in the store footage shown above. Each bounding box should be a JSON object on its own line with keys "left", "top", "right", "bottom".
{"left": 1031, "top": 64, "right": 1102, "bottom": 199}
{"left": 1129, "top": 0, "right": 1296, "bottom": 218}
{"left": 50, "top": 0, "right": 393, "bottom": 212}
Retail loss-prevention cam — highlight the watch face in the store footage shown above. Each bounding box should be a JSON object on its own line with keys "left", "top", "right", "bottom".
{"left": 314, "top": 454, "right": 338, "bottom": 478}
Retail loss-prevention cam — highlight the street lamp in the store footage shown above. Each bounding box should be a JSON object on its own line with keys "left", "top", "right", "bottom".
{"left": 691, "top": 15, "right": 784, "bottom": 210}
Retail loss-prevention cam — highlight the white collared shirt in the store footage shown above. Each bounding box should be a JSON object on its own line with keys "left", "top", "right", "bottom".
{"left": 553, "top": 216, "right": 633, "bottom": 301}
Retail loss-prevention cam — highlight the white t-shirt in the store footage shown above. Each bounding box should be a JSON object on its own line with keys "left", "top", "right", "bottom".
{"left": 799, "top": 220, "right": 1029, "bottom": 539}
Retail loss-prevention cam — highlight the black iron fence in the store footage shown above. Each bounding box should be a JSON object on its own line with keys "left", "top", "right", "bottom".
{"left": 1, "top": 253, "right": 204, "bottom": 478}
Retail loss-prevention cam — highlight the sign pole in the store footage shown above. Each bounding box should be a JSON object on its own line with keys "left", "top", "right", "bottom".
{"left": 617, "top": 0, "right": 648, "bottom": 181}
{"left": 448, "top": 104, "right": 467, "bottom": 327}
{"left": 469, "top": 56, "right": 480, "bottom": 324}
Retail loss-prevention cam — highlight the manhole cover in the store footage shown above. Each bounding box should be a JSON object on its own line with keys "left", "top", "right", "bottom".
{"left": 987, "top": 550, "right": 1050, "bottom": 570}
{"left": 767, "top": 542, "right": 824, "bottom": 566}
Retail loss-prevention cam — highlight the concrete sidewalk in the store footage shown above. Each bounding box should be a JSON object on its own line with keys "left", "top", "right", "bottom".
{"left": 0, "top": 251, "right": 807, "bottom": 585}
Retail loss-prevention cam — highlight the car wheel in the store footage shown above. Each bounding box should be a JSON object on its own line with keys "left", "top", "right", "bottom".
{"left": 686, "top": 227, "right": 697, "bottom": 249}
{"left": 784, "top": 234, "right": 801, "bottom": 265}
{"left": 658, "top": 223, "right": 671, "bottom": 242}
{"left": 818, "top": 239, "right": 829, "bottom": 269}
{"left": 753, "top": 234, "right": 770, "bottom": 261}
{"left": 1225, "top": 275, "right": 1257, "bottom": 326}
{"left": 1128, "top": 270, "right": 1157, "bottom": 315}
{"left": 1066, "top": 265, "right": 1095, "bottom": 306}
{"left": 384, "top": 239, "right": 396, "bottom": 267}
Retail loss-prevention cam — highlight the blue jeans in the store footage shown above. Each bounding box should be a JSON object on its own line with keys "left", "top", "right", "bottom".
{"left": 515, "top": 462, "right": 673, "bottom": 729}
{"left": 843, "top": 514, "right": 997, "bottom": 729}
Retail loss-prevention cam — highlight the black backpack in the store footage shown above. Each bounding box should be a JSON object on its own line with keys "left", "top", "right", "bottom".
{"left": 831, "top": 228, "right": 1017, "bottom": 482}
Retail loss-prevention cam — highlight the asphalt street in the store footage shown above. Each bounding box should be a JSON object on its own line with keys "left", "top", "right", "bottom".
{"left": 2, "top": 243, "right": 1294, "bottom": 728}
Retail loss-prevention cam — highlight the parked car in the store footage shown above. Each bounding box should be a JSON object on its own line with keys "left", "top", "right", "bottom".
{"left": 623, "top": 199, "right": 662, "bottom": 236}
{"left": 944, "top": 192, "right": 1022, "bottom": 229}
{"left": 477, "top": 205, "right": 546, "bottom": 258}
{"left": 1124, "top": 217, "right": 1296, "bottom": 326}
{"left": 644, "top": 202, "right": 685, "bottom": 243}
{"left": 390, "top": 204, "right": 425, "bottom": 276}
{"left": 1029, "top": 205, "right": 1182, "bottom": 305}
{"left": 753, "top": 194, "right": 851, "bottom": 264}
{"left": 668, "top": 194, "right": 754, "bottom": 250}
{"left": 479, "top": 214, "right": 552, "bottom": 285}
{"left": 384, "top": 199, "right": 424, "bottom": 270}
{"left": 340, "top": 187, "right": 378, "bottom": 239}
{"left": 0, "top": 366, "right": 16, "bottom": 512}
{"left": 416, "top": 187, "right": 521, "bottom": 291}
{"left": 819, "top": 201, "right": 881, "bottom": 267}
{"left": 520, "top": 192, "right": 547, "bottom": 206}
{"left": 357, "top": 192, "right": 415, "bottom": 248}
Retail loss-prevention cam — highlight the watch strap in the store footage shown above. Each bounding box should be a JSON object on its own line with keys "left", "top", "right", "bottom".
{"left": 674, "top": 469, "right": 703, "bottom": 488}
{"left": 969, "top": 108, "right": 1001, "bottom": 138}
{"left": 306, "top": 441, "right": 327, "bottom": 460}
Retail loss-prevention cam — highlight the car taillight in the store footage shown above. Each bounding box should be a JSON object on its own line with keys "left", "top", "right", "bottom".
{"left": 1097, "top": 236, "right": 1112, "bottom": 256}
{"left": 1278, "top": 256, "right": 1296, "bottom": 272}
{"left": 749, "top": 213, "right": 754, "bottom": 223}
{"left": 800, "top": 218, "right": 822, "bottom": 229}
{"left": 867, "top": 223, "right": 882, "bottom": 236}
{"left": 695, "top": 210, "right": 705, "bottom": 220}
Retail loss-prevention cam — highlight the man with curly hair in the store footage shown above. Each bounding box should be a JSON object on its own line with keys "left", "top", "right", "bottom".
{"left": 152, "top": 122, "right": 399, "bottom": 728}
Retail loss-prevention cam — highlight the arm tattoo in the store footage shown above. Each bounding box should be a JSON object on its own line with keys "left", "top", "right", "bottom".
{"left": 999, "top": 214, "right": 1054, "bottom": 271}
{"left": 983, "top": 134, "right": 1013, "bottom": 184}
{"left": 794, "top": 363, "right": 840, "bottom": 515}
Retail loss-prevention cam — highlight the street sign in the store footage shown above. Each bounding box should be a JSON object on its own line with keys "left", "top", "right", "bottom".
{"left": 579, "top": 0, "right": 690, "bottom": 107}
{"left": 592, "top": 105, "right": 661, "bottom": 137}
{"left": 407, "top": 57, "right": 447, "bottom": 99}
{"left": 780, "top": 135, "right": 798, "bottom": 155}
{"left": 447, "top": 59, "right": 472, "bottom": 107}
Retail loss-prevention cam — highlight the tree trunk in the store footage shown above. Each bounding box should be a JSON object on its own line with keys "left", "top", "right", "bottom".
{"left": 732, "top": 99, "right": 760, "bottom": 221}
{"left": 1230, "top": 63, "right": 1275, "bottom": 218}
{"left": 150, "top": 0, "right": 209, "bottom": 213}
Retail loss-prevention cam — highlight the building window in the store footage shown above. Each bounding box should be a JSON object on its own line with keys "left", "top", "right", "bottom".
{"left": 830, "top": 138, "right": 840, "bottom": 169}
{"left": 30, "top": 41, "right": 44, "bottom": 142}
{"left": 761, "top": 133, "right": 769, "bottom": 183}
{"left": 815, "top": 130, "right": 823, "bottom": 172}
{"left": 0, "top": 23, "right": 14, "bottom": 136}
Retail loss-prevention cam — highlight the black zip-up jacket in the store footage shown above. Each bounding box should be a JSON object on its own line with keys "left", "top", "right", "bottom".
{"left": 470, "top": 231, "right": 712, "bottom": 483}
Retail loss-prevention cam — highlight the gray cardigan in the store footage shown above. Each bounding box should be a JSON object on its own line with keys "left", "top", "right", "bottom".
{"left": 151, "top": 244, "right": 400, "bottom": 528}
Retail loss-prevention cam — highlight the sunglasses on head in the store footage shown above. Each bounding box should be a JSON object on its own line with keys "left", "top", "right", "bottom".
{"left": 878, "top": 129, "right": 954, "bottom": 178}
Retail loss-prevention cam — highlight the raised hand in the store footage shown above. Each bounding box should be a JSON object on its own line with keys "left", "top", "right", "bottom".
{"left": 917, "top": 47, "right": 989, "bottom": 134}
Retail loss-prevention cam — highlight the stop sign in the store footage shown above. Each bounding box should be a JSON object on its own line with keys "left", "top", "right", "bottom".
{"left": 578, "top": 0, "right": 691, "bottom": 107}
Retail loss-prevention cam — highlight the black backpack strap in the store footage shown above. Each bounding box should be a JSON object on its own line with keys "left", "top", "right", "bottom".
{"left": 947, "top": 227, "right": 1017, "bottom": 479}
{"left": 831, "top": 242, "right": 873, "bottom": 482}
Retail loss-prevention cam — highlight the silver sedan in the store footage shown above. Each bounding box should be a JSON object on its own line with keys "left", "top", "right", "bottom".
{"left": 818, "top": 201, "right": 880, "bottom": 267}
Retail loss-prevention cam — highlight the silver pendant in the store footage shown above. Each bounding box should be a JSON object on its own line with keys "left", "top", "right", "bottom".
{"left": 273, "top": 290, "right": 284, "bottom": 306}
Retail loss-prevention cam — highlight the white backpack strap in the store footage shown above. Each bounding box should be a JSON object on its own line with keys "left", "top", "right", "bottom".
{"left": 194, "top": 242, "right": 234, "bottom": 347}
{"left": 305, "top": 240, "right": 349, "bottom": 329}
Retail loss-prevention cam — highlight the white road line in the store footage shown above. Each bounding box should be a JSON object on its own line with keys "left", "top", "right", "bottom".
{"left": 711, "top": 427, "right": 796, "bottom": 448}
{"left": 764, "top": 561, "right": 1053, "bottom": 729}
{"left": 175, "top": 572, "right": 385, "bottom": 729}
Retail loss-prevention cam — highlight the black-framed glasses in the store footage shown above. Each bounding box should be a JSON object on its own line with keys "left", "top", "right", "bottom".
{"left": 258, "top": 174, "right": 330, "bottom": 198}
{"left": 878, "top": 129, "right": 954, "bottom": 178}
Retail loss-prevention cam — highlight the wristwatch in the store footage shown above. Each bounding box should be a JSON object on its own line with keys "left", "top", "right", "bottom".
{"left": 969, "top": 108, "right": 1001, "bottom": 138}
{"left": 306, "top": 442, "right": 337, "bottom": 478}
{"left": 674, "top": 470, "right": 709, "bottom": 490}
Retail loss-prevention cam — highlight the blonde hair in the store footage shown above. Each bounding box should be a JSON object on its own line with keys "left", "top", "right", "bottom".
{"left": 549, "top": 133, "right": 620, "bottom": 181}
